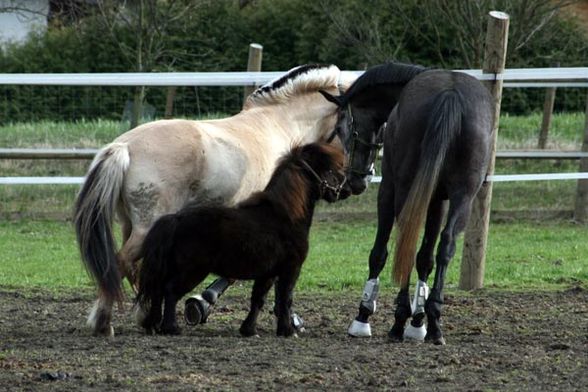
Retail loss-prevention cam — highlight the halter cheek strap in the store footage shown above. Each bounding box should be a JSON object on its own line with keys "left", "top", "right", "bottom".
{"left": 346, "top": 105, "right": 384, "bottom": 177}
{"left": 299, "top": 160, "right": 347, "bottom": 200}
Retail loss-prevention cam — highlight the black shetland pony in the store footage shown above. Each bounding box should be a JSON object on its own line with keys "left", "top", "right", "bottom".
{"left": 321, "top": 62, "right": 493, "bottom": 345}
{"left": 135, "top": 142, "right": 348, "bottom": 336}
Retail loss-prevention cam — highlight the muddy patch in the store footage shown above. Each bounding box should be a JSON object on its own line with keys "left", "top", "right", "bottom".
{"left": 0, "top": 286, "right": 586, "bottom": 391}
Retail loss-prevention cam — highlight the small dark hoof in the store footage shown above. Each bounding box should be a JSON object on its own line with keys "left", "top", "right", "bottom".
{"left": 425, "top": 333, "right": 446, "bottom": 345}
{"left": 141, "top": 325, "right": 157, "bottom": 335}
{"left": 387, "top": 334, "right": 404, "bottom": 343}
{"left": 387, "top": 327, "right": 404, "bottom": 343}
{"left": 159, "top": 325, "right": 181, "bottom": 335}
{"left": 239, "top": 326, "right": 258, "bottom": 337}
{"left": 277, "top": 326, "right": 296, "bottom": 337}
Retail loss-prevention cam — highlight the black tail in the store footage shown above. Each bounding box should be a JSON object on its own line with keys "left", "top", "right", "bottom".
{"left": 393, "top": 89, "right": 463, "bottom": 285}
{"left": 135, "top": 214, "right": 179, "bottom": 311}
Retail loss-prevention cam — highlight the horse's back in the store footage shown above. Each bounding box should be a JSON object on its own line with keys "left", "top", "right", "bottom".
{"left": 402, "top": 70, "right": 492, "bottom": 120}
{"left": 389, "top": 70, "right": 494, "bottom": 194}
{"left": 111, "top": 119, "right": 260, "bottom": 227}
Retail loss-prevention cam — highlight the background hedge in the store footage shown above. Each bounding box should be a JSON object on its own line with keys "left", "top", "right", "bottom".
{"left": 0, "top": 0, "right": 586, "bottom": 123}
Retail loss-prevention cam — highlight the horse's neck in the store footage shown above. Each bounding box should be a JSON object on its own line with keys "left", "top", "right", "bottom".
{"left": 355, "top": 84, "right": 405, "bottom": 124}
{"left": 238, "top": 95, "right": 333, "bottom": 144}
{"left": 263, "top": 169, "right": 319, "bottom": 228}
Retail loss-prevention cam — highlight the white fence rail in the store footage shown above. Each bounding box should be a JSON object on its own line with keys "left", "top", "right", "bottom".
{"left": 0, "top": 67, "right": 587, "bottom": 186}
{"left": 0, "top": 67, "right": 587, "bottom": 87}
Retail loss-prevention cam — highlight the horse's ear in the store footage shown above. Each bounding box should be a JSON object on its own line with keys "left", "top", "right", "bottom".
{"left": 319, "top": 90, "right": 344, "bottom": 107}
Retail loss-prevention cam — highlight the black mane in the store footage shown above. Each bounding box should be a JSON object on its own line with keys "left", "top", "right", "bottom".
{"left": 253, "top": 64, "right": 331, "bottom": 96}
{"left": 343, "top": 62, "right": 427, "bottom": 103}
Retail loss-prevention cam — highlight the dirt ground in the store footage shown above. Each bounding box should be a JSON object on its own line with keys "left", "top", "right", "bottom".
{"left": 1, "top": 285, "right": 587, "bottom": 391}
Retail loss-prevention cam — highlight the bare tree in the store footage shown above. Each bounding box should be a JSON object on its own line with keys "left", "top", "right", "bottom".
{"left": 93, "top": 0, "right": 210, "bottom": 128}
{"left": 319, "top": 0, "right": 408, "bottom": 65}
{"left": 322, "top": 0, "right": 579, "bottom": 68}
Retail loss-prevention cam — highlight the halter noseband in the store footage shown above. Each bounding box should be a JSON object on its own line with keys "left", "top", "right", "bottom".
{"left": 345, "top": 105, "right": 383, "bottom": 177}
{"left": 299, "top": 160, "right": 347, "bottom": 200}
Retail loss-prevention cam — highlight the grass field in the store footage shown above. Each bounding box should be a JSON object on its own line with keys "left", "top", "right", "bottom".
{"left": 0, "top": 112, "right": 587, "bottom": 293}
{"left": 0, "top": 217, "right": 586, "bottom": 293}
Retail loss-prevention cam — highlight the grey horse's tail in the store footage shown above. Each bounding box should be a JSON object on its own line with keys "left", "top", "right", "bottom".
{"left": 74, "top": 143, "right": 130, "bottom": 303}
{"left": 392, "top": 89, "right": 463, "bottom": 286}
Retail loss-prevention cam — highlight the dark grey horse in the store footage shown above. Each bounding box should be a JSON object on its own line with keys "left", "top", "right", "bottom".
{"left": 321, "top": 62, "right": 494, "bottom": 344}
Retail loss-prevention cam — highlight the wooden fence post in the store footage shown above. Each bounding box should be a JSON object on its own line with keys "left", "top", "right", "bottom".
{"left": 460, "top": 11, "right": 510, "bottom": 290}
{"left": 538, "top": 62, "right": 559, "bottom": 149}
{"left": 574, "top": 92, "right": 588, "bottom": 223}
{"left": 164, "top": 86, "right": 177, "bottom": 119}
{"left": 243, "top": 43, "right": 263, "bottom": 105}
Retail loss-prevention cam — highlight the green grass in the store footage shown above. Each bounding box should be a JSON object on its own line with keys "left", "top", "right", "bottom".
{"left": 0, "top": 218, "right": 585, "bottom": 293}
{"left": 0, "top": 112, "right": 587, "bottom": 293}
{"left": 498, "top": 112, "right": 585, "bottom": 149}
{"left": 0, "top": 119, "right": 124, "bottom": 148}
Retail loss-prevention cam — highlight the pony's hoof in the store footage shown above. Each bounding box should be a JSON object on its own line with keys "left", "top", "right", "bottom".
{"left": 159, "top": 325, "right": 181, "bottom": 335}
{"left": 387, "top": 327, "right": 404, "bottom": 343}
{"left": 348, "top": 319, "right": 371, "bottom": 337}
{"left": 277, "top": 326, "right": 296, "bottom": 337}
{"left": 403, "top": 324, "right": 427, "bottom": 341}
{"left": 278, "top": 332, "right": 298, "bottom": 338}
{"left": 239, "top": 326, "right": 258, "bottom": 337}
{"left": 425, "top": 332, "right": 446, "bottom": 345}
{"left": 143, "top": 327, "right": 156, "bottom": 335}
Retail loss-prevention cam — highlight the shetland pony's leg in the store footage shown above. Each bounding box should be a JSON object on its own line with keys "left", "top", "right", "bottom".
{"left": 160, "top": 288, "right": 182, "bottom": 335}
{"left": 137, "top": 292, "right": 163, "bottom": 334}
{"left": 275, "top": 269, "right": 301, "bottom": 337}
{"left": 425, "top": 193, "right": 473, "bottom": 345}
{"left": 240, "top": 277, "right": 275, "bottom": 337}
{"left": 348, "top": 175, "right": 395, "bottom": 337}
{"left": 160, "top": 272, "right": 208, "bottom": 335}
{"left": 403, "top": 198, "right": 446, "bottom": 341}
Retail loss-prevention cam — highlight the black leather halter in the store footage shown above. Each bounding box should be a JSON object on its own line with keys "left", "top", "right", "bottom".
{"left": 299, "top": 160, "right": 347, "bottom": 200}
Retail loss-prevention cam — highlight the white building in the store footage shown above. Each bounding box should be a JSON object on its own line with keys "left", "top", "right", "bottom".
{"left": 0, "top": 0, "right": 49, "bottom": 45}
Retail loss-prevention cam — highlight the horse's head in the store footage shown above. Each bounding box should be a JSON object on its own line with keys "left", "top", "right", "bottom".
{"left": 320, "top": 91, "right": 383, "bottom": 195}
{"left": 297, "top": 142, "right": 351, "bottom": 203}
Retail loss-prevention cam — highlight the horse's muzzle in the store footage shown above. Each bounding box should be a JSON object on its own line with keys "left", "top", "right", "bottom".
{"left": 348, "top": 175, "right": 369, "bottom": 195}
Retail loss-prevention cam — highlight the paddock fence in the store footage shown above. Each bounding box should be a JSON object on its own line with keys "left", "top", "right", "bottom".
{"left": 1, "top": 67, "right": 587, "bottom": 186}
